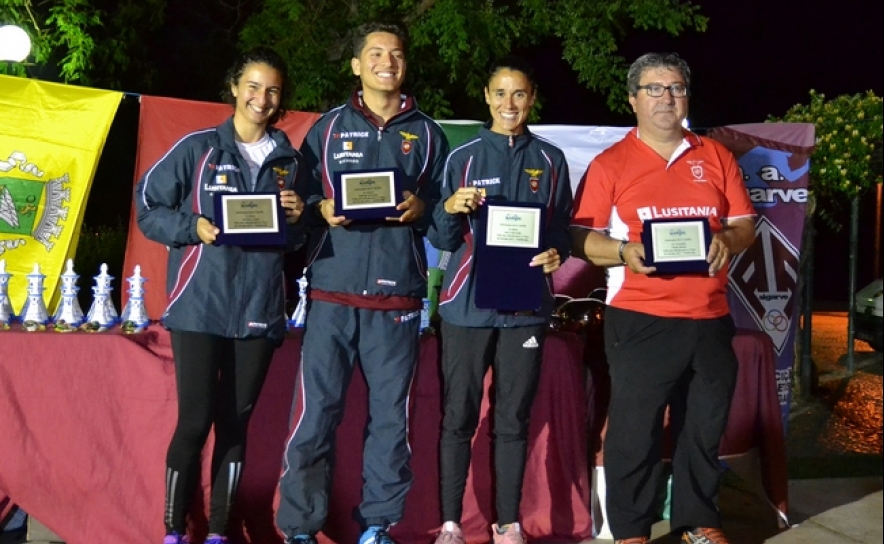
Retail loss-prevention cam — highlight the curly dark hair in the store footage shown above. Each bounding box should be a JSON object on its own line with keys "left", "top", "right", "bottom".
{"left": 221, "top": 47, "right": 290, "bottom": 125}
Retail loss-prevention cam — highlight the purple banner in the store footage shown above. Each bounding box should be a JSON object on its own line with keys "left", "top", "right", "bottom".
{"left": 708, "top": 123, "right": 816, "bottom": 431}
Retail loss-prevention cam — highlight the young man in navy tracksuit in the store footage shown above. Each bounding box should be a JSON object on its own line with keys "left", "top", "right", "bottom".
{"left": 276, "top": 21, "right": 449, "bottom": 544}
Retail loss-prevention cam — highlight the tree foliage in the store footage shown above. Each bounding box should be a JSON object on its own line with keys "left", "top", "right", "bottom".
{"left": 2, "top": 0, "right": 707, "bottom": 119}
{"left": 769, "top": 90, "right": 883, "bottom": 229}
{"left": 238, "top": 0, "right": 708, "bottom": 119}
{"left": 0, "top": 0, "right": 165, "bottom": 90}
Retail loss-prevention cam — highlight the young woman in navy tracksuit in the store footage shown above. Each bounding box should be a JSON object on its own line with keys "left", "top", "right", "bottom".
{"left": 428, "top": 56, "right": 573, "bottom": 544}
{"left": 135, "top": 48, "right": 306, "bottom": 544}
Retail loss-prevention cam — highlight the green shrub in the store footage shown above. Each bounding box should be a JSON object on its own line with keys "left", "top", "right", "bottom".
{"left": 768, "top": 90, "right": 883, "bottom": 230}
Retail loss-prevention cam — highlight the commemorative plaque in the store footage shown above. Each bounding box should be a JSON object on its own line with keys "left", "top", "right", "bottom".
{"left": 213, "top": 192, "right": 286, "bottom": 247}
{"left": 333, "top": 168, "right": 403, "bottom": 220}
{"left": 640, "top": 217, "right": 711, "bottom": 274}
{"left": 474, "top": 201, "right": 546, "bottom": 311}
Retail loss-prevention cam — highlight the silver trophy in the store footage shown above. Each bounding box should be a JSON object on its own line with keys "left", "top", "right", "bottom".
{"left": 120, "top": 264, "right": 150, "bottom": 332}
{"left": 289, "top": 269, "right": 308, "bottom": 328}
{"left": 0, "top": 259, "right": 16, "bottom": 328}
{"left": 53, "top": 258, "right": 86, "bottom": 331}
{"left": 19, "top": 262, "right": 49, "bottom": 330}
{"left": 85, "top": 263, "right": 119, "bottom": 330}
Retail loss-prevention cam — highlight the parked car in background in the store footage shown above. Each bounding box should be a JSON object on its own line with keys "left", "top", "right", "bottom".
{"left": 853, "top": 278, "right": 883, "bottom": 352}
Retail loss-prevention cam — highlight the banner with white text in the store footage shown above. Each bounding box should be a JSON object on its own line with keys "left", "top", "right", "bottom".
{"left": 709, "top": 123, "right": 816, "bottom": 430}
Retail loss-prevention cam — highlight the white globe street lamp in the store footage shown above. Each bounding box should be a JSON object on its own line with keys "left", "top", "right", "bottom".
{"left": 0, "top": 24, "right": 32, "bottom": 63}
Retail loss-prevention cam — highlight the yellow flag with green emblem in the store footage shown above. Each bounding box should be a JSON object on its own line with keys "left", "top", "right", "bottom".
{"left": 0, "top": 74, "right": 122, "bottom": 314}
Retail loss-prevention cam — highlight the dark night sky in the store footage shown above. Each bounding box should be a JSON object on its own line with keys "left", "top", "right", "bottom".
{"left": 525, "top": 1, "right": 884, "bottom": 128}
{"left": 144, "top": 0, "right": 884, "bottom": 128}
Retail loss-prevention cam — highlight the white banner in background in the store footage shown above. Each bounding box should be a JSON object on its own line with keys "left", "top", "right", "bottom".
{"left": 529, "top": 124, "right": 631, "bottom": 193}
{"left": 437, "top": 121, "right": 632, "bottom": 195}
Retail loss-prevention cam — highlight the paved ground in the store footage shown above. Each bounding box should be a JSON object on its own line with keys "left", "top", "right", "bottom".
{"left": 3, "top": 313, "right": 882, "bottom": 543}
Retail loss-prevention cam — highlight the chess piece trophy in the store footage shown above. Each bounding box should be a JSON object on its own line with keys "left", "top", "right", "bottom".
{"left": 289, "top": 269, "right": 308, "bottom": 329}
{"left": 0, "top": 259, "right": 16, "bottom": 329}
{"left": 120, "top": 264, "right": 150, "bottom": 333}
{"left": 19, "top": 263, "right": 49, "bottom": 331}
{"left": 85, "top": 263, "right": 119, "bottom": 330}
{"left": 53, "top": 258, "right": 86, "bottom": 331}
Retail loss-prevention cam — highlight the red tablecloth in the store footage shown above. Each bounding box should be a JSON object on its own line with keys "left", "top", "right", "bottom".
{"left": 0, "top": 326, "right": 592, "bottom": 544}
{"left": 719, "top": 329, "right": 789, "bottom": 525}
{"left": 587, "top": 328, "right": 788, "bottom": 525}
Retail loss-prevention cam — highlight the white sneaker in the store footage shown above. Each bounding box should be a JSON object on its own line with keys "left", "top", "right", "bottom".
{"left": 434, "top": 521, "right": 465, "bottom": 544}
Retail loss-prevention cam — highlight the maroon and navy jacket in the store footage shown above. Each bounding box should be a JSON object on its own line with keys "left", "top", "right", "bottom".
{"left": 300, "top": 89, "right": 449, "bottom": 310}
{"left": 135, "top": 116, "right": 306, "bottom": 342}
{"left": 427, "top": 124, "right": 573, "bottom": 328}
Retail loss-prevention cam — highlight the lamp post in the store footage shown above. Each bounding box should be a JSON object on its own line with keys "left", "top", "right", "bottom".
{"left": 0, "top": 24, "right": 32, "bottom": 63}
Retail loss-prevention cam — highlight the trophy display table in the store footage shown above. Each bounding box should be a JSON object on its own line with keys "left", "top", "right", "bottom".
{"left": 0, "top": 325, "right": 593, "bottom": 544}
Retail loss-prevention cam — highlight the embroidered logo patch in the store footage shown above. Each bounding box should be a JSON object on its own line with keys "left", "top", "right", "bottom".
{"left": 525, "top": 168, "right": 542, "bottom": 193}
{"left": 272, "top": 166, "right": 288, "bottom": 189}
{"left": 400, "top": 131, "right": 419, "bottom": 155}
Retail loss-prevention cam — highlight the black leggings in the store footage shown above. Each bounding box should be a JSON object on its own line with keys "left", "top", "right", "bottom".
{"left": 165, "top": 331, "right": 276, "bottom": 535}
{"left": 438, "top": 322, "right": 546, "bottom": 526}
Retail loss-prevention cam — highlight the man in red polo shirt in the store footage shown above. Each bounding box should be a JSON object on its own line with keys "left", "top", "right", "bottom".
{"left": 570, "top": 52, "right": 756, "bottom": 544}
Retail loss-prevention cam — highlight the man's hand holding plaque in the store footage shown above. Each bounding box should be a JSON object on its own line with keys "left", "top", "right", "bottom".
{"left": 319, "top": 190, "right": 423, "bottom": 226}
{"left": 317, "top": 198, "right": 351, "bottom": 227}
{"left": 529, "top": 247, "right": 561, "bottom": 275}
{"left": 388, "top": 190, "right": 424, "bottom": 223}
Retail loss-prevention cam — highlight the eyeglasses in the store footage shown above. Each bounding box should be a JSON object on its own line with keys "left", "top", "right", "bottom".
{"left": 636, "top": 84, "right": 688, "bottom": 98}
